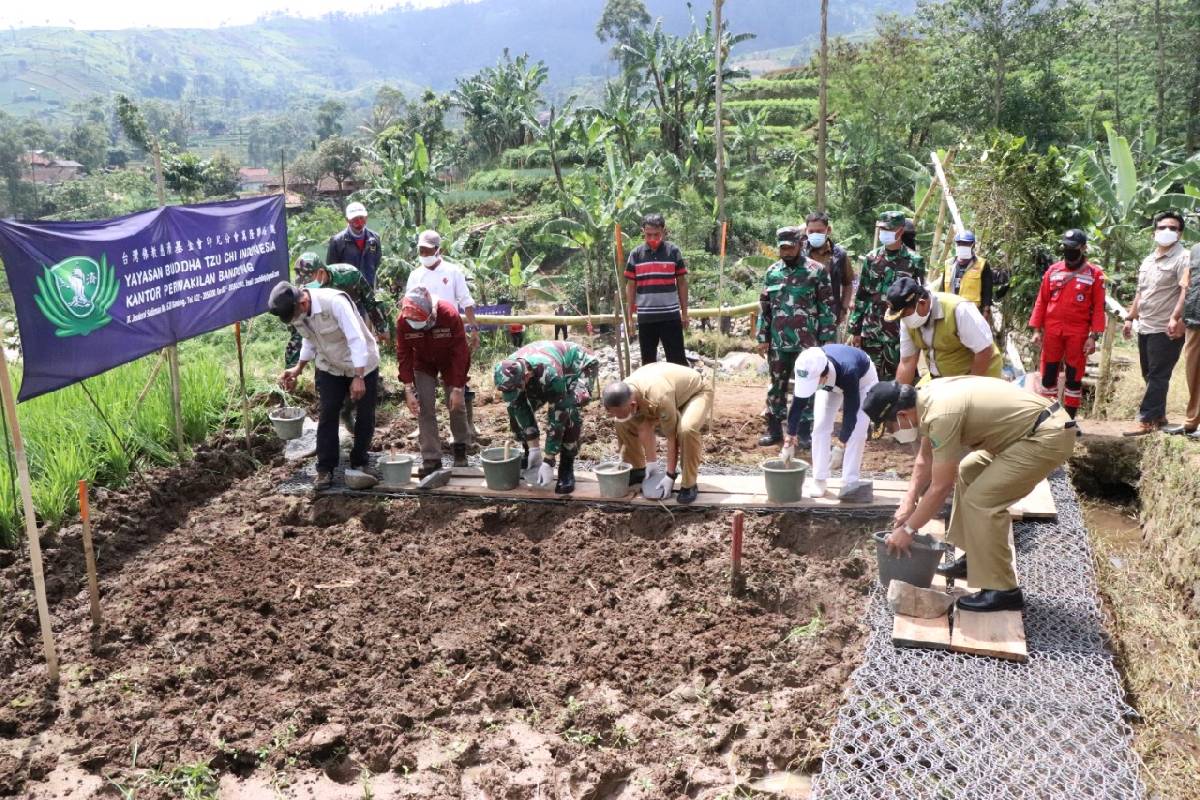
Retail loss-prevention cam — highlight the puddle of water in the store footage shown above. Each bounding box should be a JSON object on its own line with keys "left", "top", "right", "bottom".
{"left": 1082, "top": 502, "right": 1142, "bottom": 550}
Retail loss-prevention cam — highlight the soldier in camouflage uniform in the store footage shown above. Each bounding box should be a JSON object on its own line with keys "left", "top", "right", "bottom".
{"left": 493, "top": 341, "right": 600, "bottom": 495}
{"left": 848, "top": 211, "right": 927, "bottom": 382}
{"left": 756, "top": 226, "right": 838, "bottom": 447}
{"left": 283, "top": 253, "right": 390, "bottom": 368}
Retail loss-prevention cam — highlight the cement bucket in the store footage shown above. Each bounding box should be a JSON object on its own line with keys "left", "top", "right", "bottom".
{"left": 480, "top": 447, "right": 522, "bottom": 491}
{"left": 873, "top": 530, "right": 950, "bottom": 589}
{"left": 595, "top": 461, "right": 632, "bottom": 498}
{"left": 268, "top": 407, "right": 306, "bottom": 440}
{"left": 378, "top": 455, "right": 414, "bottom": 486}
{"left": 761, "top": 458, "right": 808, "bottom": 503}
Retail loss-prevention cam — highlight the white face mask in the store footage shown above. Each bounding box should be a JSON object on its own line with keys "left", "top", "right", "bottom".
{"left": 902, "top": 308, "right": 929, "bottom": 329}
{"left": 893, "top": 425, "right": 919, "bottom": 444}
{"left": 406, "top": 318, "right": 432, "bottom": 330}
{"left": 1154, "top": 229, "right": 1180, "bottom": 247}
{"left": 956, "top": 245, "right": 974, "bottom": 260}
{"left": 879, "top": 230, "right": 898, "bottom": 246}
{"left": 419, "top": 254, "right": 440, "bottom": 268}
{"left": 807, "top": 232, "right": 828, "bottom": 249}
{"left": 611, "top": 405, "right": 636, "bottom": 424}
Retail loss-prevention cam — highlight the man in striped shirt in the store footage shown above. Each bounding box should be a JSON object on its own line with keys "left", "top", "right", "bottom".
{"left": 625, "top": 213, "right": 689, "bottom": 366}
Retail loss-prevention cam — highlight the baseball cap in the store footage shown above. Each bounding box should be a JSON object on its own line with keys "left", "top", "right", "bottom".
{"left": 883, "top": 276, "right": 926, "bottom": 321}
{"left": 418, "top": 229, "right": 442, "bottom": 249}
{"left": 792, "top": 347, "right": 829, "bottom": 399}
{"left": 876, "top": 210, "right": 906, "bottom": 229}
{"left": 268, "top": 281, "right": 302, "bottom": 323}
{"left": 493, "top": 359, "right": 526, "bottom": 402}
{"left": 863, "top": 381, "right": 903, "bottom": 424}
{"left": 345, "top": 202, "right": 367, "bottom": 220}
{"left": 954, "top": 230, "right": 976, "bottom": 244}
{"left": 776, "top": 226, "right": 804, "bottom": 247}
{"left": 1061, "top": 229, "right": 1087, "bottom": 247}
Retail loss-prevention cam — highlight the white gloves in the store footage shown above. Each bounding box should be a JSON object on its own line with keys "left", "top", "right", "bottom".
{"left": 642, "top": 464, "right": 674, "bottom": 499}
{"left": 830, "top": 445, "right": 845, "bottom": 471}
{"left": 536, "top": 462, "right": 556, "bottom": 488}
{"left": 526, "top": 446, "right": 544, "bottom": 472}
{"left": 780, "top": 444, "right": 795, "bottom": 463}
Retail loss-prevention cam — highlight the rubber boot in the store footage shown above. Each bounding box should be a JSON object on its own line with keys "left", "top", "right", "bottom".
{"left": 465, "top": 389, "right": 481, "bottom": 440}
{"left": 452, "top": 442, "right": 468, "bottom": 468}
{"left": 758, "top": 416, "right": 783, "bottom": 447}
{"left": 555, "top": 450, "right": 576, "bottom": 495}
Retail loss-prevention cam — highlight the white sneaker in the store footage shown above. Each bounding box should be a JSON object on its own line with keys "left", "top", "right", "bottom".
{"left": 806, "top": 479, "right": 827, "bottom": 498}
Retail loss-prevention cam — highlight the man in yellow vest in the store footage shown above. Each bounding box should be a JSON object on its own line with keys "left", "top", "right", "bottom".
{"left": 941, "top": 230, "right": 995, "bottom": 326}
{"left": 887, "top": 276, "right": 1004, "bottom": 386}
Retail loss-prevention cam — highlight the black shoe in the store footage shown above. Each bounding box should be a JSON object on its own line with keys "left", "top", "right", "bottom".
{"left": 452, "top": 443, "right": 468, "bottom": 468}
{"left": 418, "top": 459, "right": 442, "bottom": 478}
{"left": 794, "top": 436, "right": 812, "bottom": 451}
{"left": 758, "top": 417, "right": 783, "bottom": 447}
{"left": 628, "top": 468, "right": 646, "bottom": 486}
{"left": 936, "top": 554, "right": 968, "bottom": 581}
{"left": 555, "top": 451, "right": 576, "bottom": 495}
{"left": 956, "top": 588, "right": 1024, "bottom": 613}
{"left": 676, "top": 485, "right": 698, "bottom": 505}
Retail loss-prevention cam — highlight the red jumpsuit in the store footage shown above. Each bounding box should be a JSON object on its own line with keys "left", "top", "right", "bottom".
{"left": 1028, "top": 261, "right": 1107, "bottom": 410}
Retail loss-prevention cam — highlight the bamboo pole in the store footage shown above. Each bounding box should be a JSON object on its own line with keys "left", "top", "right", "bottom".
{"left": 713, "top": 0, "right": 727, "bottom": 226}
{"left": 234, "top": 322, "right": 252, "bottom": 448}
{"left": 1092, "top": 313, "right": 1118, "bottom": 416}
{"left": 0, "top": 356, "right": 59, "bottom": 683}
{"left": 77, "top": 480, "right": 101, "bottom": 628}
{"left": 709, "top": 221, "right": 730, "bottom": 425}
{"left": 613, "top": 223, "right": 632, "bottom": 377}
{"left": 473, "top": 301, "right": 759, "bottom": 327}
{"left": 930, "top": 150, "right": 964, "bottom": 236}
{"left": 816, "top": 0, "right": 829, "bottom": 211}
{"left": 151, "top": 142, "right": 186, "bottom": 459}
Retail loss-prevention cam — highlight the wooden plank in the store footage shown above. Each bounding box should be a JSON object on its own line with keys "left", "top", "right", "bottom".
{"left": 951, "top": 608, "right": 1028, "bottom": 662}
{"left": 1008, "top": 478, "right": 1057, "bottom": 520}
{"left": 892, "top": 612, "right": 952, "bottom": 650}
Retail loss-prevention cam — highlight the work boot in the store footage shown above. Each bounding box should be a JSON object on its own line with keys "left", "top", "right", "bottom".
{"left": 465, "top": 389, "right": 481, "bottom": 439}
{"left": 628, "top": 467, "right": 646, "bottom": 486}
{"left": 419, "top": 458, "right": 443, "bottom": 478}
{"left": 758, "top": 416, "right": 783, "bottom": 447}
{"left": 452, "top": 442, "right": 468, "bottom": 468}
{"left": 313, "top": 471, "right": 332, "bottom": 491}
{"left": 936, "top": 554, "right": 968, "bottom": 581}
{"left": 956, "top": 587, "right": 1024, "bottom": 613}
{"left": 555, "top": 450, "right": 576, "bottom": 495}
{"left": 676, "top": 485, "right": 698, "bottom": 505}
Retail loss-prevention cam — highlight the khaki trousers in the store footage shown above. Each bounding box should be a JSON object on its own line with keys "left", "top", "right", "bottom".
{"left": 947, "top": 416, "right": 1076, "bottom": 590}
{"left": 414, "top": 371, "right": 470, "bottom": 461}
{"left": 617, "top": 387, "right": 712, "bottom": 487}
{"left": 1184, "top": 327, "right": 1200, "bottom": 430}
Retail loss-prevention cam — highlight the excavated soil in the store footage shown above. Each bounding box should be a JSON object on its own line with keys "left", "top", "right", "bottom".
{"left": 0, "top": 420, "right": 884, "bottom": 798}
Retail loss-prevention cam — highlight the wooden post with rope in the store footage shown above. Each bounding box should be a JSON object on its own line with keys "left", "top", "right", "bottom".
{"left": 0, "top": 356, "right": 59, "bottom": 683}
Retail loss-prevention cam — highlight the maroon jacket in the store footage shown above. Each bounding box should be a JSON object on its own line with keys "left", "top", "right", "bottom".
{"left": 396, "top": 299, "right": 470, "bottom": 387}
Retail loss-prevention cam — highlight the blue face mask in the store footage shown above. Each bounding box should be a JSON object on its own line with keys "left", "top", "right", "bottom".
{"left": 807, "top": 232, "right": 828, "bottom": 249}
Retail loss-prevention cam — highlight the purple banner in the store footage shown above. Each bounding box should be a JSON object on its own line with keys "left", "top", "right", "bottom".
{"left": 0, "top": 195, "right": 287, "bottom": 401}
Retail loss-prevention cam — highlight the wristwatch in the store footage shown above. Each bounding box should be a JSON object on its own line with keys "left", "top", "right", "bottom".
{"left": 902, "top": 523, "right": 918, "bottom": 536}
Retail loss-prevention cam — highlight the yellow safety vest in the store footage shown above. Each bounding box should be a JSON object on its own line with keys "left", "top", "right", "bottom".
{"left": 907, "top": 292, "right": 1003, "bottom": 382}
{"left": 942, "top": 256, "right": 986, "bottom": 304}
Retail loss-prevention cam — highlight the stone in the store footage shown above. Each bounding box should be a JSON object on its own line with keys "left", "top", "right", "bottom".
{"left": 719, "top": 351, "right": 768, "bottom": 375}
{"left": 343, "top": 469, "right": 379, "bottom": 490}
{"left": 838, "top": 479, "right": 873, "bottom": 503}
{"left": 886, "top": 580, "right": 955, "bottom": 619}
{"left": 293, "top": 723, "right": 346, "bottom": 759}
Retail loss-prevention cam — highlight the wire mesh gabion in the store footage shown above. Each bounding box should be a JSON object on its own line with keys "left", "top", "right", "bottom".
{"left": 812, "top": 471, "right": 1145, "bottom": 799}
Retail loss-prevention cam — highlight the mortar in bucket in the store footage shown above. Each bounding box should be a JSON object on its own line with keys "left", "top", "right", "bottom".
{"left": 761, "top": 458, "right": 808, "bottom": 503}
{"left": 594, "top": 461, "right": 633, "bottom": 498}
{"left": 872, "top": 530, "right": 950, "bottom": 589}
{"left": 480, "top": 446, "right": 523, "bottom": 491}
{"left": 378, "top": 454, "right": 414, "bottom": 487}
{"left": 268, "top": 407, "right": 306, "bottom": 440}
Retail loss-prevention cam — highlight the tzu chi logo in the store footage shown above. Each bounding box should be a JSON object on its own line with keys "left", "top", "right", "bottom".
{"left": 34, "top": 254, "right": 118, "bottom": 337}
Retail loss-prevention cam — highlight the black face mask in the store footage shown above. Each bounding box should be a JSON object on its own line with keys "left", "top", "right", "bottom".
{"left": 1063, "top": 247, "right": 1083, "bottom": 264}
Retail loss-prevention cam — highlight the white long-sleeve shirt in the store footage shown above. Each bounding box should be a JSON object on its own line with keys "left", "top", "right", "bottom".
{"left": 406, "top": 259, "right": 475, "bottom": 311}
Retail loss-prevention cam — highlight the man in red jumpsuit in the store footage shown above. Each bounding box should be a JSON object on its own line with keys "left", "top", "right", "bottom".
{"left": 1028, "top": 229, "right": 1107, "bottom": 418}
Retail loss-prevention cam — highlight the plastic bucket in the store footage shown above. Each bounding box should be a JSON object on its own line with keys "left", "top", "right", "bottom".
{"left": 268, "top": 407, "right": 306, "bottom": 440}
{"left": 873, "top": 530, "right": 950, "bottom": 589}
{"left": 480, "top": 447, "right": 522, "bottom": 491}
{"left": 378, "top": 455, "right": 414, "bottom": 486}
{"left": 595, "top": 461, "right": 632, "bottom": 498}
{"left": 761, "top": 458, "right": 809, "bottom": 503}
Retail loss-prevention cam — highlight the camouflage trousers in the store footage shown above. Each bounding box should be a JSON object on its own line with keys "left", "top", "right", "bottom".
{"left": 507, "top": 380, "right": 593, "bottom": 456}
{"left": 860, "top": 331, "right": 900, "bottom": 383}
{"left": 767, "top": 349, "right": 813, "bottom": 432}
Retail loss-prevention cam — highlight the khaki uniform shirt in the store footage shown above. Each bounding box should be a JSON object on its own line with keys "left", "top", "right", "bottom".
{"left": 621, "top": 362, "right": 707, "bottom": 434}
{"left": 1136, "top": 243, "right": 1190, "bottom": 334}
{"left": 917, "top": 376, "right": 1053, "bottom": 463}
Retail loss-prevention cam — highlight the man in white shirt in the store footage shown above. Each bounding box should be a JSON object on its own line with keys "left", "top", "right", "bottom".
{"left": 888, "top": 277, "right": 1004, "bottom": 385}
{"left": 270, "top": 280, "right": 381, "bottom": 490}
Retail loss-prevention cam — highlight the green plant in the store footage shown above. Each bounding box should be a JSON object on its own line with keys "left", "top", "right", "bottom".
{"left": 785, "top": 614, "right": 825, "bottom": 641}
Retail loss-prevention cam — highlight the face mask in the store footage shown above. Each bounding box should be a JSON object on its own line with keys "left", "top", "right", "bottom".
{"left": 893, "top": 416, "right": 919, "bottom": 444}
{"left": 1062, "top": 247, "right": 1082, "bottom": 264}
{"left": 419, "top": 254, "right": 439, "bottom": 268}
{"left": 879, "top": 230, "right": 898, "bottom": 246}
{"left": 406, "top": 318, "right": 432, "bottom": 331}
{"left": 956, "top": 245, "right": 974, "bottom": 261}
{"left": 611, "top": 404, "right": 636, "bottom": 424}
{"left": 1155, "top": 229, "right": 1180, "bottom": 247}
{"left": 902, "top": 308, "right": 929, "bottom": 329}
{"left": 807, "top": 232, "right": 828, "bottom": 249}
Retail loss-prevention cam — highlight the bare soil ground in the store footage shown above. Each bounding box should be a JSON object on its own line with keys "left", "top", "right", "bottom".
{"left": 0, "top": 378, "right": 894, "bottom": 798}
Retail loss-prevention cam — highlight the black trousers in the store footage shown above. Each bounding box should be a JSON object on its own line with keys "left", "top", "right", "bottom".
{"left": 1137, "top": 332, "right": 1184, "bottom": 422}
{"left": 315, "top": 368, "right": 378, "bottom": 473}
{"left": 637, "top": 317, "right": 687, "bottom": 366}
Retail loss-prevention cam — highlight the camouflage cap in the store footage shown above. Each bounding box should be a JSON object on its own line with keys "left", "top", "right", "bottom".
{"left": 876, "top": 210, "right": 907, "bottom": 230}
{"left": 294, "top": 251, "right": 324, "bottom": 283}
{"left": 494, "top": 359, "right": 527, "bottom": 401}
{"left": 776, "top": 226, "right": 804, "bottom": 246}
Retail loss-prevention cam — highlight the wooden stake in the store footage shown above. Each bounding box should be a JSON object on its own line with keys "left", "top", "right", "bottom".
{"left": 709, "top": 221, "right": 729, "bottom": 425}
{"left": 234, "top": 322, "right": 252, "bottom": 449}
{"left": 713, "top": 0, "right": 727, "bottom": 226}
{"left": 0, "top": 355, "right": 59, "bottom": 683}
{"left": 166, "top": 345, "right": 185, "bottom": 458}
{"left": 816, "top": 0, "right": 829, "bottom": 211}
{"left": 731, "top": 510, "right": 745, "bottom": 597}
{"left": 613, "top": 223, "right": 632, "bottom": 377}
{"left": 77, "top": 480, "right": 101, "bottom": 628}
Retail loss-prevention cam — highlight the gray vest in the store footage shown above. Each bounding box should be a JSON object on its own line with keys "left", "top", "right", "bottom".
{"left": 293, "top": 288, "right": 380, "bottom": 377}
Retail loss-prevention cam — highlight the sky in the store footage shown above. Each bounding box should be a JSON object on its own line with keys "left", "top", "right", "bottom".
{"left": 0, "top": 0, "right": 466, "bottom": 31}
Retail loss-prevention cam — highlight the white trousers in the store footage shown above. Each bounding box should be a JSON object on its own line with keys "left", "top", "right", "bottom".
{"left": 811, "top": 363, "right": 878, "bottom": 484}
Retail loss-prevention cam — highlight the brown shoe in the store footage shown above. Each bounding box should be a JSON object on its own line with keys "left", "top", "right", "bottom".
{"left": 313, "top": 471, "right": 333, "bottom": 490}
{"left": 1122, "top": 420, "right": 1160, "bottom": 437}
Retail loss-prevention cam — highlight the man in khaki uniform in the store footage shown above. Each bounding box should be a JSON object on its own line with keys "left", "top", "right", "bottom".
{"left": 601, "top": 362, "right": 712, "bottom": 505}
{"left": 863, "top": 376, "right": 1077, "bottom": 612}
